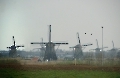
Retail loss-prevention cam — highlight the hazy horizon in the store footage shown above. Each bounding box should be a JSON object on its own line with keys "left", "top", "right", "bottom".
{"left": 0, "top": 0, "right": 120, "bottom": 51}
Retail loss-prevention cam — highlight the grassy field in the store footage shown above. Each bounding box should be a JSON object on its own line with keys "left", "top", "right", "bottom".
{"left": 0, "top": 58, "right": 120, "bottom": 78}
{"left": 0, "top": 68, "right": 120, "bottom": 78}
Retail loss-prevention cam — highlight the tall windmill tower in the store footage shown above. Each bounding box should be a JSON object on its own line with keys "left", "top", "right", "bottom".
{"left": 7, "top": 36, "right": 24, "bottom": 57}
{"left": 31, "top": 25, "right": 68, "bottom": 61}
{"left": 70, "top": 32, "right": 92, "bottom": 59}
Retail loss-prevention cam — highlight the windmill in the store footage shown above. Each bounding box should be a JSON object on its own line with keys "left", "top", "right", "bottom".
{"left": 89, "top": 39, "right": 108, "bottom": 60}
{"left": 90, "top": 39, "right": 108, "bottom": 52}
{"left": 31, "top": 25, "right": 68, "bottom": 61}
{"left": 108, "top": 40, "right": 120, "bottom": 59}
{"left": 69, "top": 32, "right": 92, "bottom": 59}
{"left": 111, "top": 40, "right": 120, "bottom": 51}
{"left": 95, "top": 39, "right": 100, "bottom": 52}
{"left": 32, "top": 38, "right": 46, "bottom": 58}
{"left": 7, "top": 36, "right": 24, "bottom": 57}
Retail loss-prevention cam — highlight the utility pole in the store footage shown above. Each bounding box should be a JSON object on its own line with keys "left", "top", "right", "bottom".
{"left": 102, "top": 26, "right": 103, "bottom": 66}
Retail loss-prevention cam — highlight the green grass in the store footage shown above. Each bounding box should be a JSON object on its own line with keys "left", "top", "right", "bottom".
{"left": 0, "top": 68, "right": 120, "bottom": 78}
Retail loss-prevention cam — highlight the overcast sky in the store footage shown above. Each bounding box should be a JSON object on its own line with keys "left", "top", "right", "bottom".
{"left": 0, "top": 0, "right": 120, "bottom": 51}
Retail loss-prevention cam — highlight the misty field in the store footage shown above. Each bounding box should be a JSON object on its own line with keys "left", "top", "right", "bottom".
{"left": 0, "top": 58, "right": 120, "bottom": 78}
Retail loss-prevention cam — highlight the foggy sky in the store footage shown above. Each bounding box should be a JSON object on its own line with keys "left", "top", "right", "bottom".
{"left": 0, "top": 0, "right": 120, "bottom": 51}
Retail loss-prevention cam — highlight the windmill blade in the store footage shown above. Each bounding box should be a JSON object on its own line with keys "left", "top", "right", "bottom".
{"left": 31, "top": 42, "right": 47, "bottom": 44}
{"left": 16, "top": 45, "right": 24, "bottom": 47}
{"left": 69, "top": 46, "right": 74, "bottom": 48}
{"left": 86, "top": 43, "right": 93, "bottom": 46}
{"left": 54, "top": 41, "right": 68, "bottom": 45}
{"left": 77, "top": 32, "right": 81, "bottom": 44}
{"left": 81, "top": 44, "right": 88, "bottom": 46}
{"left": 70, "top": 44, "right": 82, "bottom": 48}
{"left": 49, "top": 25, "right": 51, "bottom": 42}
{"left": 69, "top": 45, "right": 77, "bottom": 48}
{"left": 55, "top": 44, "right": 61, "bottom": 46}
{"left": 96, "top": 39, "right": 99, "bottom": 48}
{"left": 112, "top": 40, "right": 114, "bottom": 49}
{"left": 69, "top": 45, "right": 80, "bottom": 48}
{"left": 95, "top": 48, "right": 100, "bottom": 50}
{"left": 12, "top": 36, "right": 15, "bottom": 46}
{"left": 7, "top": 47, "right": 11, "bottom": 49}
{"left": 82, "top": 43, "right": 92, "bottom": 46}
{"left": 40, "top": 38, "right": 44, "bottom": 47}
{"left": 54, "top": 42, "right": 68, "bottom": 44}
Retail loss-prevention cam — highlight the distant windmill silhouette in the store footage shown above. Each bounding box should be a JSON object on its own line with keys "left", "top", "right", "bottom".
{"left": 7, "top": 36, "right": 24, "bottom": 57}
{"left": 108, "top": 40, "right": 120, "bottom": 59}
{"left": 90, "top": 39, "right": 108, "bottom": 52}
{"left": 32, "top": 38, "right": 46, "bottom": 57}
{"left": 90, "top": 39, "right": 108, "bottom": 59}
{"left": 69, "top": 32, "right": 92, "bottom": 59}
{"left": 31, "top": 25, "right": 68, "bottom": 61}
